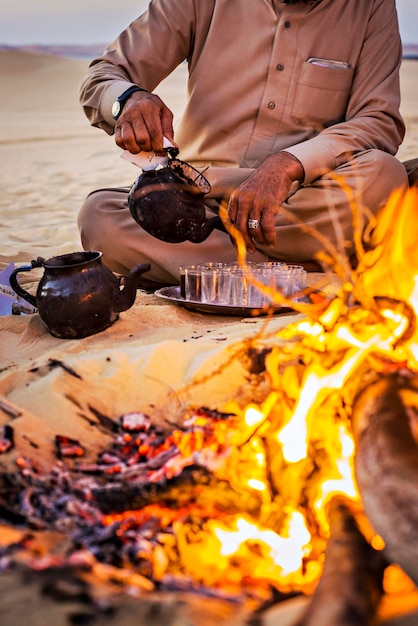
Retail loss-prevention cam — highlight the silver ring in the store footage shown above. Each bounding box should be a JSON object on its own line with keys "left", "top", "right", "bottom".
{"left": 248, "top": 219, "right": 261, "bottom": 229}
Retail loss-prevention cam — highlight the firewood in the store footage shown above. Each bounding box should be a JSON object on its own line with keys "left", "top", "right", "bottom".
{"left": 294, "top": 499, "right": 385, "bottom": 626}
{"left": 351, "top": 375, "right": 418, "bottom": 585}
{"left": 92, "top": 464, "right": 262, "bottom": 516}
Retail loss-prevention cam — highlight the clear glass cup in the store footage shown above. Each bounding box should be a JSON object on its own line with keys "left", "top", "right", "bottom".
{"left": 289, "top": 265, "right": 307, "bottom": 296}
{"left": 230, "top": 267, "right": 265, "bottom": 307}
{"left": 249, "top": 267, "right": 271, "bottom": 307}
{"left": 269, "top": 264, "right": 307, "bottom": 299}
{"left": 272, "top": 268, "right": 294, "bottom": 297}
{"left": 179, "top": 261, "right": 306, "bottom": 306}
{"left": 179, "top": 265, "right": 187, "bottom": 298}
{"left": 201, "top": 267, "right": 232, "bottom": 304}
{"left": 183, "top": 265, "right": 202, "bottom": 301}
{"left": 230, "top": 268, "right": 249, "bottom": 306}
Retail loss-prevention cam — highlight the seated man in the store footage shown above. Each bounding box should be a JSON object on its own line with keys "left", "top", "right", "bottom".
{"left": 78, "top": 0, "right": 408, "bottom": 283}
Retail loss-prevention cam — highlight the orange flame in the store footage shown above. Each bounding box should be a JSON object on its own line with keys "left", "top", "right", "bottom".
{"left": 102, "top": 187, "right": 418, "bottom": 600}
{"left": 177, "top": 188, "right": 418, "bottom": 594}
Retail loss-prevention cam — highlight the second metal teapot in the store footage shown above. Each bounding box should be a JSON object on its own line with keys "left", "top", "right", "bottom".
{"left": 9, "top": 251, "right": 151, "bottom": 339}
{"left": 128, "top": 153, "right": 225, "bottom": 244}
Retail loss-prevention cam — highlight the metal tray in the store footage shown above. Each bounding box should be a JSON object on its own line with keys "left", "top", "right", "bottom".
{"left": 154, "top": 286, "right": 303, "bottom": 317}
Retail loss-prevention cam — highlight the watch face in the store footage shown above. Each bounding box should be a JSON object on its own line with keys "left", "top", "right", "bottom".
{"left": 112, "top": 100, "right": 121, "bottom": 119}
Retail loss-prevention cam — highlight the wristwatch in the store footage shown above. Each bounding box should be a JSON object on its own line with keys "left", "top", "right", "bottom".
{"left": 112, "top": 85, "right": 146, "bottom": 120}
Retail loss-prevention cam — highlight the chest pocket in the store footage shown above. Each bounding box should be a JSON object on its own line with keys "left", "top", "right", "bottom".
{"left": 291, "top": 62, "right": 354, "bottom": 130}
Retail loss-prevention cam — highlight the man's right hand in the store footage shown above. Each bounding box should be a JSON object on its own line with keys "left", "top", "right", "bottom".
{"left": 114, "top": 91, "right": 177, "bottom": 154}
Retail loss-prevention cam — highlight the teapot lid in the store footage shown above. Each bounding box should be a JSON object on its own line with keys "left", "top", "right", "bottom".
{"left": 168, "top": 158, "right": 211, "bottom": 195}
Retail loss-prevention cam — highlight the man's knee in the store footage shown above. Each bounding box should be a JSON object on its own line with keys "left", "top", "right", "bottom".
{"left": 77, "top": 188, "right": 129, "bottom": 248}
{"left": 334, "top": 150, "right": 408, "bottom": 220}
{"left": 78, "top": 188, "right": 125, "bottom": 226}
{"left": 360, "top": 150, "right": 408, "bottom": 202}
{"left": 78, "top": 192, "right": 101, "bottom": 251}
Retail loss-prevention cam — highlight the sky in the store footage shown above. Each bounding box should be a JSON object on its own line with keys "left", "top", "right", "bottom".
{"left": 0, "top": 0, "right": 417, "bottom": 46}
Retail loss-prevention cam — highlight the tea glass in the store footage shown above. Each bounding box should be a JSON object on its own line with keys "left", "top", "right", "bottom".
{"left": 180, "top": 265, "right": 202, "bottom": 301}
{"left": 200, "top": 266, "right": 232, "bottom": 304}
{"left": 179, "top": 261, "right": 307, "bottom": 306}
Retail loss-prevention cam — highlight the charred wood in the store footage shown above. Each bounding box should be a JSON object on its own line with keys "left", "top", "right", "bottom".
{"left": 294, "top": 500, "right": 385, "bottom": 626}
{"left": 352, "top": 375, "right": 418, "bottom": 585}
{"left": 92, "top": 464, "right": 262, "bottom": 516}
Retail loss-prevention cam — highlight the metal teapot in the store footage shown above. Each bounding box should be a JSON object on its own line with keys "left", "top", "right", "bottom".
{"left": 9, "top": 251, "right": 151, "bottom": 339}
{"left": 128, "top": 149, "right": 225, "bottom": 244}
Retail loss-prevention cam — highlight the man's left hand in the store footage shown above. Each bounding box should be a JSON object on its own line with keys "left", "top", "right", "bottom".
{"left": 227, "top": 152, "right": 304, "bottom": 253}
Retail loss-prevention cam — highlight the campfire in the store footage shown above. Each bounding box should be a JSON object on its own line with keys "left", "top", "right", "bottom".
{"left": 1, "top": 187, "right": 418, "bottom": 624}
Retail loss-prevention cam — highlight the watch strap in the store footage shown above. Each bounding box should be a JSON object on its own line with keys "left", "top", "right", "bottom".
{"left": 112, "top": 85, "right": 147, "bottom": 120}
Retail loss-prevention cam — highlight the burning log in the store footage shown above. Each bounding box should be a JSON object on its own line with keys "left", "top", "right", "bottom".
{"left": 92, "top": 464, "right": 262, "bottom": 516}
{"left": 351, "top": 375, "right": 418, "bottom": 585}
{"left": 295, "top": 500, "right": 385, "bottom": 626}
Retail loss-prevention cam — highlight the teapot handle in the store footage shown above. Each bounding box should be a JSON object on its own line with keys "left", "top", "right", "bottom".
{"left": 9, "top": 257, "right": 45, "bottom": 307}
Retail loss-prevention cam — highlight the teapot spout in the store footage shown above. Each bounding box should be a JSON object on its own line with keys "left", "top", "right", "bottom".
{"left": 188, "top": 215, "right": 226, "bottom": 243}
{"left": 115, "top": 263, "right": 151, "bottom": 312}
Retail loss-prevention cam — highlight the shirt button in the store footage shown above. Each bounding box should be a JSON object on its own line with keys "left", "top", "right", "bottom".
{"left": 276, "top": 63, "right": 284, "bottom": 71}
{"left": 284, "top": 21, "right": 291, "bottom": 28}
{"left": 268, "top": 101, "right": 276, "bottom": 110}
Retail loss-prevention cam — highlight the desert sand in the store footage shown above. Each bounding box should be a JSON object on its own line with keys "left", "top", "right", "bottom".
{"left": 0, "top": 50, "right": 187, "bottom": 263}
{"left": 0, "top": 50, "right": 418, "bottom": 624}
